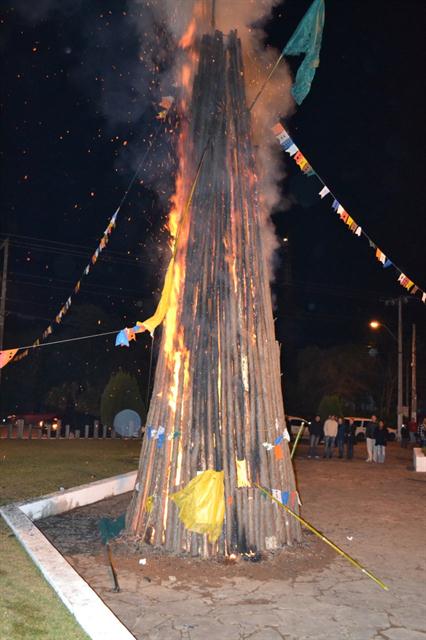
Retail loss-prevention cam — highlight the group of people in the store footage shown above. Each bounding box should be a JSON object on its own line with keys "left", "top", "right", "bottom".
{"left": 307, "top": 414, "right": 389, "bottom": 463}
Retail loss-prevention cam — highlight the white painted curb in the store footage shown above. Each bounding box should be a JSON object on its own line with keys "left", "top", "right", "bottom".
{"left": 413, "top": 447, "right": 426, "bottom": 472}
{"left": 0, "top": 470, "right": 138, "bottom": 640}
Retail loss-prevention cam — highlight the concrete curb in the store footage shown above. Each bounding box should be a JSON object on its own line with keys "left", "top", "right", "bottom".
{"left": 0, "top": 470, "right": 138, "bottom": 640}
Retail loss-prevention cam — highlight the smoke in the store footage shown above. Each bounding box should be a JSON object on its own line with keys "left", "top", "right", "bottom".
{"left": 130, "top": 0, "right": 295, "bottom": 276}
{"left": 14, "top": 0, "right": 295, "bottom": 274}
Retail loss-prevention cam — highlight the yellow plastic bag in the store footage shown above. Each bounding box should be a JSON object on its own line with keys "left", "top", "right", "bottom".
{"left": 170, "top": 470, "right": 225, "bottom": 542}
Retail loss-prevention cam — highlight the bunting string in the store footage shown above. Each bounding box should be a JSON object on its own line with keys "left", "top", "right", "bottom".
{"left": 272, "top": 123, "right": 426, "bottom": 304}
{"left": 6, "top": 106, "right": 172, "bottom": 368}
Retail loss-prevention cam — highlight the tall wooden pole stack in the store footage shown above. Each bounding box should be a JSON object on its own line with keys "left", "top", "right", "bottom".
{"left": 127, "top": 29, "right": 301, "bottom": 556}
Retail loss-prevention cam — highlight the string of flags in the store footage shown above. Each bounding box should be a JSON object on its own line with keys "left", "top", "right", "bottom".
{"left": 262, "top": 428, "right": 291, "bottom": 461}
{"left": 0, "top": 99, "right": 176, "bottom": 369}
{"left": 272, "top": 123, "right": 426, "bottom": 304}
{"left": 10, "top": 208, "right": 120, "bottom": 366}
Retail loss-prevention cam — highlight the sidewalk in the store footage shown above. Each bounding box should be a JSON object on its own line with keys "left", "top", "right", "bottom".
{"left": 41, "top": 442, "right": 426, "bottom": 639}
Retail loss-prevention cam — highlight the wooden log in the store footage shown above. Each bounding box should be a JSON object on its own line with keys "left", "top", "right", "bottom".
{"left": 126, "top": 28, "right": 301, "bottom": 554}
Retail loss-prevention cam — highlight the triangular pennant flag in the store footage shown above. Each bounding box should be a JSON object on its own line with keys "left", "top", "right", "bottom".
{"left": 286, "top": 143, "right": 298, "bottom": 156}
{"left": 236, "top": 459, "right": 250, "bottom": 488}
{"left": 0, "top": 348, "right": 18, "bottom": 369}
{"left": 281, "top": 491, "right": 290, "bottom": 506}
{"left": 274, "top": 443, "right": 284, "bottom": 460}
{"left": 115, "top": 330, "right": 129, "bottom": 347}
{"left": 376, "top": 248, "right": 386, "bottom": 264}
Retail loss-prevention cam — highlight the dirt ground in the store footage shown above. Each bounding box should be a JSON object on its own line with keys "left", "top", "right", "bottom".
{"left": 37, "top": 442, "right": 426, "bottom": 640}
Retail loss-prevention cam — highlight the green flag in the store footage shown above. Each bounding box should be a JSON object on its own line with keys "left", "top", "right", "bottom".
{"left": 283, "top": 0, "right": 325, "bottom": 105}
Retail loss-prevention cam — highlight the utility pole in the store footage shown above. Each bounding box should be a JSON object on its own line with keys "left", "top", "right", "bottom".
{"left": 0, "top": 238, "right": 10, "bottom": 386}
{"left": 397, "top": 297, "right": 403, "bottom": 439}
{"left": 411, "top": 323, "right": 417, "bottom": 423}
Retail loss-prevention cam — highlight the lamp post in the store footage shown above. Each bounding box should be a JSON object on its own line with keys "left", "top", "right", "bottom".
{"left": 369, "top": 305, "right": 403, "bottom": 439}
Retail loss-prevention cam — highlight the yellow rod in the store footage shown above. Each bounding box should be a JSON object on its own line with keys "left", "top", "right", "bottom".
{"left": 254, "top": 483, "right": 389, "bottom": 591}
{"left": 290, "top": 423, "right": 304, "bottom": 459}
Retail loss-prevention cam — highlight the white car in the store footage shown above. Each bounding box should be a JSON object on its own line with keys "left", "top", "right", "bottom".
{"left": 344, "top": 417, "right": 397, "bottom": 442}
{"left": 286, "top": 416, "right": 311, "bottom": 439}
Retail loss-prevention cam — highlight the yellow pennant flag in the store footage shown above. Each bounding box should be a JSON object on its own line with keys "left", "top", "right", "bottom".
{"left": 137, "top": 256, "right": 175, "bottom": 335}
{"left": 0, "top": 348, "right": 18, "bottom": 369}
{"left": 236, "top": 458, "right": 250, "bottom": 488}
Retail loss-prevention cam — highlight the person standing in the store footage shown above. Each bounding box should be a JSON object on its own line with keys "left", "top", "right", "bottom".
{"left": 420, "top": 418, "right": 426, "bottom": 447}
{"left": 323, "top": 415, "right": 338, "bottom": 459}
{"left": 336, "top": 417, "right": 346, "bottom": 458}
{"left": 373, "top": 420, "right": 388, "bottom": 463}
{"left": 345, "top": 418, "right": 356, "bottom": 459}
{"left": 365, "top": 414, "right": 378, "bottom": 462}
{"left": 408, "top": 418, "right": 418, "bottom": 445}
{"left": 307, "top": 415, "right": 322, "bottom": 459}
{"left": 400, "top": 422, "right": 410, "bottom": 448}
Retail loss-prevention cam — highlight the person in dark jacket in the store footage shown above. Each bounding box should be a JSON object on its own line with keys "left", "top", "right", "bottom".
{"left": 345, "top": 418, "right": 356, "bottom": 459}
{"left": 373, "top": 420, "right": 388, "bottom": 463}
{"left": 336, "top": 417, "right": 346, "bottom": 458}
{"left": 307, "top": 415, "right": 322, "bottom": 459}
{"left": 365, "top": 414, "right": 378, "bottom": 462}
{"left": 400, "top": 423, "right": 410, "bottom": 448}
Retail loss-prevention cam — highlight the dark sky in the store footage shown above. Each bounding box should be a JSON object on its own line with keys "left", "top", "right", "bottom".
{"left": 1, "top": 0, "right": 425, "bottom": 410}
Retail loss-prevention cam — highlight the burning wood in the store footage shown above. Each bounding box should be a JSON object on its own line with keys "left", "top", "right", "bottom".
{"left": 126, "top": 29, "right": 301, "bottom": 557}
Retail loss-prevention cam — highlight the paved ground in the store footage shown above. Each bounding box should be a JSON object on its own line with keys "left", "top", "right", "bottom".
{"left": 38, "top": 442, "right": 426, "bottom": 640}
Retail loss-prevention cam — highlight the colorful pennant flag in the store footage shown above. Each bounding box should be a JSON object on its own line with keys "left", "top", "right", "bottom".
{"left": 0, "top": 348, "right": 18, "bottom": 369}
{"left": 272, "top": 122, "right": 425, "bottom": 306}
{"left": 236, "top": 459, "right": 250, "bottom": 488}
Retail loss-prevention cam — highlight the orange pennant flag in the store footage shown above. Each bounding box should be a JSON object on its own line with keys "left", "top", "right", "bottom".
{"left": 274, "top": 443, "right": 284, "bottom": 460}
{"left": 0, "top": 348, "right": 18, "bottom": 369}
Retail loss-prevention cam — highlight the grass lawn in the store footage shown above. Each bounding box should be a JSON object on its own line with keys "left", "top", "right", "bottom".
{"left": 0, "top": 439, "right": 141, "bottom": 640}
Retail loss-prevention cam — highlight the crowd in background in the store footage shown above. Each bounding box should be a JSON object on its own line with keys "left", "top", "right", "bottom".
{"left": 306, "top": 414, "right": 426, "bottom": 464}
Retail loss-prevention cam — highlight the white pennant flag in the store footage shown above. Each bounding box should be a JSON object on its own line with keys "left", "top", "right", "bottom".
{"left": 286, "top": 143, "right": 298, "bottom": 156}
{"left": 355, "top": 226, "right": 362, "bottom": 237}
{"left": 319, "top": 186, "right": 330, "bottom": 199}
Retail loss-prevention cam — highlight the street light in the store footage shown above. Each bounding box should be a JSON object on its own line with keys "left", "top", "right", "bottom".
{"left": 369, "top": 315, "right": 403, "bottom": 438}
{"left": 369, "top": 320, "right": 397, "bottom": 342}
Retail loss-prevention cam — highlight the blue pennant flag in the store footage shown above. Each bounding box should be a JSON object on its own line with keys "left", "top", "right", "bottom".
{"left": 281, "top": 491, "right": 290, "bottom": 506}
{"left": 283, "top": 0, "right": 325, "bottom": 105}
{"left": 115, "top": 330, "right": 129, "bottom": 347}
{"left": 274, "top": 435, "right": 284, "bottom": 446}
{"left": 383, "top": 259, "right": 392, "bottom": 269}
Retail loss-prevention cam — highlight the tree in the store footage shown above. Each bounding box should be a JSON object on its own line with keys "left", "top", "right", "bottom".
{"left": 296, "top": 344, "right": 381, "bottom": 416}
{"left": 100, "top": 371, "right": 146, "bottom": 426}
{"left": 318, "top": 394, "right": 343, "bottom": 420}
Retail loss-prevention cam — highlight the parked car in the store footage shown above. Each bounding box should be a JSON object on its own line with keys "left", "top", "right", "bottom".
{"left": 286, "top": 416, "right": 311, "bottom": 440}
{"left": 344, "top": 417, "right": 397, "bottom": 442}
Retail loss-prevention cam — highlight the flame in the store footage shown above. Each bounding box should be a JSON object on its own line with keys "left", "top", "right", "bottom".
{"left": 179, "top": 18, "right": 196, "bottom": 50}
{"left": 162, "top": 13, "right": 200, "bottom": 418}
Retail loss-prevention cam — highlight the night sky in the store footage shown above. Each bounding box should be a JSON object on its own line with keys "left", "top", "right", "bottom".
{"left": 1, "top": 0, "right": 425, "bottom": 415}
